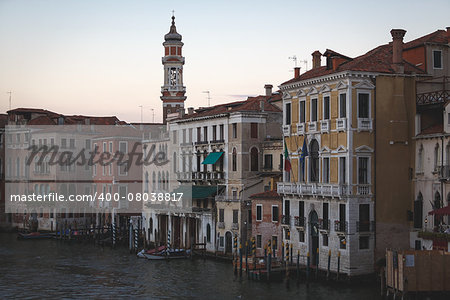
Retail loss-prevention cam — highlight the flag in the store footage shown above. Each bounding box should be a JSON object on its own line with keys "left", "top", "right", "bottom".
{"left": 300, "top": 137, "right": 308, "bottom": 180}
{"left": 284, "top": 140, "right": 291, "bottom": 172}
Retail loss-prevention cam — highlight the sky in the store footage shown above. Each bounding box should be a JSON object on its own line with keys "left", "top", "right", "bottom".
{"left": 0, "top": 0, "right": 449, "bottom": 123}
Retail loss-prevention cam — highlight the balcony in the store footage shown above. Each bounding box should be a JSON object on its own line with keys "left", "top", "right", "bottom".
{"left": 336, "top": 118, "right": 347, "bottom": 131}
{"left": 320, "top": 120, "right": 330, "bottom": 132}
{"left": 357, "top": 118, "right": 372, "bottom": 131}
{"left": 231, "top": 223, "right": 239, "bottom": 230}
{"left": 281, "top": 215, "right": 290, "bottom": 226}
{"left": 308, "top": 122, "right": 317, "bottom": 132}
{"left": 210, "top": 139, "right": 225, "bottom": 145}
{"left": 217, "top": 222, "right": 225, "bottom": 229}
{"left": 439, "top": 165, "right": 450, "bottom": 180}
{"left": 194, "top": 140, "right": 208, "bottom": 145}
{"left": 215, "top": 195, "right": 240, "bottom": 202}
{"left": 294, "top": 216, "right": 305, "bottom": 227}
{"left": 277, "top": 182, "right": 354, "bottom": 198}
{"left": 334, "top": 220, "right": 348, "bottom": 233}
{"left": 296, "top": 123, "right": 305, "bottom": 135}
{"left": 356, "top": 220, "right": 375, "bottom": 232}
{"left": 319, "top": 219, "right": 330, "bottom": 231}
{"left": 357, "top": 184, "right": 371, "bottom": 195}
{"left": 283, "top": 125, "right": 290, "bottom": 136}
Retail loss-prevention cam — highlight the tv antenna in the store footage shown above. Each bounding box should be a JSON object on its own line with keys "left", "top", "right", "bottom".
{"left": 150, "top": 108, "right": 155, "bottom": 123}
{"left": 288, "top": 55, "right": 298, "bottom": 67}
{"left": 300, "top": 59, "right": 308, "bottom": 71}
{"left": 202, "top": 91, "right": 211, "bottom": 107}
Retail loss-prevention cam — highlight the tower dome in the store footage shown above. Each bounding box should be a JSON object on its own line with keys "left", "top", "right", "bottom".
{"left": 164, "top": 16, "right": 182, "bottom": 42}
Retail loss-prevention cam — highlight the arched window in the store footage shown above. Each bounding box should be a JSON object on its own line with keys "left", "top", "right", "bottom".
{"left": 166, "top": 171, "right": 169, "bottom": 190}
{"left": 309, "top": 139, "right": 319, "bottom": 182}
{"left": 173, "top": 152, "right": 177, "bottom": 173}
{"left": 232, "top": 148, "right": 237, "bottom": 172}
{"left": 434, "top": 191, "right": 441, "bottom": 225}
{"left": 434, "top": 143, "right": 440, "bottom": 170}
{"left": 206, "top": 223, "right": 211, "bottom": 243}
{"left": 417, "top": 144, "right": 424, "bottom": 173}
{"left": 414, "top": 192, "right": 423, "bottom": 229}
{"left": 144, "top": 171, "right": 149, "bottom": 193}
{"left": 158, "top": 171, "right": 161, "bottom": 191}
{"left": 250, "top": 147, "right": 259, "bottom": 171}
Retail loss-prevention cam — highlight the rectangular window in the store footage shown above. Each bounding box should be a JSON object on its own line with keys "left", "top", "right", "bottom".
{"left": 103, "top": 142, "right": 107, "bottom": 152}
{"left": 264, "top": 154, "right": 273, "bottom": 169}
{"left": 299, "top": 201, "right": 304, "bottom": 219}
{"left": 212, "top": 125, "right": 217, "bottom": 141}
{"left": 358, "top": 93, "right": 370, "bottom": 118}
{"left": 256, "top": 235, "right": 262, "bottom": 248}
{"left": 203, "top": 127, "right": 208, "bottom": 142}
{"left": 232, "top": 123, "right": 237, "bottom": 138}
{"left": 219, "top": 209, "right": 224, "bottom": 223}
{"left": 433, "top": 50, "right": 442, "bottom": 69}
{"left": 358, "top": 157, "right": 369, "bottom": 184}
{"left": 232, "top": 209, "right": 238, "bottom": 224}
{"left": 299, "top": 230, "right": 305, "bottom": 242}
{"left": 219, "top": 236, "right": 224, "bottom": 247}
{"left": 323, "top": 96, "right": 330, "bottom": 120}
{"left": 339, "top": 94, "right": 346, "bottom": 118}
{"left": 119, "top": 141, "right": 127, "bottom": 154}
{"left": 284, "top": 199, "right": 290, "bottom": 217}
{"left": 323, "top": 203, "right": 329, "bottom": 224}
{"left": 359, "top": 204, "right": 370, "bottom": 231}
{"left": 285, "top": 103, "right": 291, "bottom": 125}
{"left": 219, "top": 124, "right": 224, "bottom": 140}
{"left": 197, "top": 127, "right": 201, "bottom": 142}
{"left": 109, "top": 142, "right": 113, "bottom": 153}
{"left": 70, "top": 139, "right": 75, "bottom": 149}
{"left": 359, "top": 236, "right": 369, "bottom": 249}
{"left": 272, "top": 206, "right": 279, "bottom": 222}
{"left": 339, "top": 157, "right": 346, "bottom": 184}
{"left": 182, "top": 129, "right": 186, "bottom": 144}
{"left": 188, "top": 128, "right": 193, "bottom": 143}
{"left": 232, "top": 190, "right": 238, "bottom": 200}
{"left": 251, "top": 123, "right": 258, "bottom": 138}
{"left": 256, "top": 204, "right": 262, "bottom": 221}
{"left": 311, "top": 98, "right": 317, "bottom": 122}
{"left": 61, "top": 138, "right": 67, "bottom": 149}
{"left": 339, "top": 204, "right": 346, "bottom": 224}
{"left": 323, "top": 157, "right": 330, "bottom": 183}
{"left": 299, "top": 100, "right": 306, "bottom": 123}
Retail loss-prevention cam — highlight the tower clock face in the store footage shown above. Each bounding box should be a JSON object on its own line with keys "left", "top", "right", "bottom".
{"left": 169, "top": 68, "right": 177, "bottom": 86}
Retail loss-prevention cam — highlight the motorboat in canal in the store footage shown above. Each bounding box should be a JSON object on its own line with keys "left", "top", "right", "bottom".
{"left": 17, "top": 232, "right": 55, "bottom": 240}
{"left": 138, "top": 246, "right": 191, "bottom": 260}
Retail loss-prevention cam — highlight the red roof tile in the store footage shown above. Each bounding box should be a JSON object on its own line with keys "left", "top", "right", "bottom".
{"left": 176, "top": 93, "right": 282, "bottom": 121}
{"left": 404, "top": 30, "right": 448, "bottom": 50}
{"left": 419, "top": 123, "right": 443, "bottom": 135}
{"left": 27, "top": 115, "right": 56, "bottom": 125}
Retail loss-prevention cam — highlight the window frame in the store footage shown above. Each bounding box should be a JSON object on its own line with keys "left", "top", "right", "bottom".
{"left": 271, "top": 205, "right": 279, "bottom": 222}
{"left": 357, "top": 156, "right": 370, "bottom": 185}
{"left": 339, "top": 93, "right": 347, "bottom": 119}
{"left": 322, "top": 94, "right": 330, "bottom": 120}
{"left": 322, "top": 157, "right": 330, "bottom": 183}
{"left": 299, "top": 98, "right": 306, "bottom": 123}
{"left": 284, "top": 102, "right": 292, "bottom": 125}
{"left": 432, "top": 49, "right": 443, "bottom": 69}
{"left": 256, "top": 204, "right": 262, "bottom": 222}
{"left": 310, "top": 98, "right": 318, "bottom": 122}
{"left": 357, "top": 92, "right": 371, "bottom": 119}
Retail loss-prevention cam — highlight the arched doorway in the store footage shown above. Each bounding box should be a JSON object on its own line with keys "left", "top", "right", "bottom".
{"left": 309, "top": 140, "right": 319, "bottom": 182}
{"left": 225, "top": 231, "right": 232, "bottom": 254}
{"left": 309, "top": 210, "right": 319, "bottom": 266}
{"left": 434, "top": 192, "right": 441, "bottom": 225}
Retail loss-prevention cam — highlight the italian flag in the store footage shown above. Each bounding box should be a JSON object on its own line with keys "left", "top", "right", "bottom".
{"left": 284, "top": 140, "right": 291, "bottom": 172}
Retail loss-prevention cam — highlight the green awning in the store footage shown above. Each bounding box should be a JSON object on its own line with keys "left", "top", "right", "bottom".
{"left": 201, "top": 152, "right": 224, "bottom": 165}
{"left": 172, "top": 185, "right": 224, "bottom": 199}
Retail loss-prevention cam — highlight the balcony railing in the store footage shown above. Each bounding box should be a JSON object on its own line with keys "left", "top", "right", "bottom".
{"left": 308, "top": 122, "right": 317, "bottom": 132}
{"left": 319, "top": 219, "right": 330, "bottom": 231}
{"left": 296, "top": 123, "right": 305, "bottom": 135}
{"left": 357, "top": 118, "right": 372, "bottom": 131}
{"left": 320, "top": 120, "right": 330, "bottom": 132}
{"left": 356, "top": 220, "right": 375, "bottom": 232}
{"left": 281, "top": 215, "right": 290, "bottom": 225}
{"left": 231, "top": 223, "right": 239, "bottom": 230}
{"left": 194, "top": 140, "right": 209, "bottom": 145}
{"left": 336, "top": 118, "right": 347, "bottom": 131}
{"left": 210, "top": 139, "right": 225, "bottom": 144}
{"left": 277, "top": 182, "right": 357, "bottom": 198}
{"left": 357, "top": 184, "right": 371, "bottom": 195}
{"left": 215, "top": 195, "right": 240, "bottom": 202}
{"left": 283, "top": 125, "right": 290, "bottom": 136}
{"left": 217, "top": 222, "right": 225, "bottom": 229}
{"left": 334, "top": 220, "right": 348, "bottom": 233}
{"left": 294, "top": 216, "right": 305, "bottom": 227}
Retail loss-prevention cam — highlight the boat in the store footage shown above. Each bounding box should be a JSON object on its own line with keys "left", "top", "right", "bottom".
{"left": 143, "top": 248, "right": 191, "bottom": 260}
{"left": 17, "top": 232, "right": 55, "bottom": 240}
{"left": 137, "top": 245, "right": 167, "bottom": 258}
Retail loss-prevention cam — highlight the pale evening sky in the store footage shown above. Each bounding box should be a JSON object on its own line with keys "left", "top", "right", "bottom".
{"left": 0, "top": 0, "right": 448, "bottom": 123}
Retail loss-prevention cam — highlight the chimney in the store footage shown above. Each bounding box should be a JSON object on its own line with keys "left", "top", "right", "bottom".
{"left": 390, "top": 29, "right": 406, "bottom": 73}
{"left": 179, "top": 108, "right": 185, "bottom": 117}
{"left": 260, "top": 100, "right": 264, "bottom": 112}
{"left": 264, "top": 84, "right": 273, "bottom": 96}
{"left": 294, "top": 67, "right": 300, "bottom": 78}
{"left": 188, "top": 107, "right": 194, "bottom": 115}
{"left": 312, "top": 51, "right": 322, "bottom": 69}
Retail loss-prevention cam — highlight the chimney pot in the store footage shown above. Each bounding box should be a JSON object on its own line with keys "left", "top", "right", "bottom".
{"left": 312, "top": 51, "right": 322, "bottom": 69}
{"left": 390, "top": 29, "right": 406, "bottom": 73}
{"left": 188, "top": 107, "right": 194, "bottom": 115}
{"left": 294, "top": 67, "right": 300, "bottom": 78}
{"left": 264, "top": 84, "right": 273, "bottom": 97}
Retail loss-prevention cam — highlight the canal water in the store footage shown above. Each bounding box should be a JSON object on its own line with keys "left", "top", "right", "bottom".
{"left": 0, "top": 233, "right": 380, "bottom": 299}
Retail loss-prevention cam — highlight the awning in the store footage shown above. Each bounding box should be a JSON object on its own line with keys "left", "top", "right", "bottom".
{"left": 172, "top": 185, "right": 224, "bottom": 199}
{"left": 201, "top": 152, "right": 224, "bottom": 165}
{"left": 428, "top": 205, "right": 450, "bottom": 216}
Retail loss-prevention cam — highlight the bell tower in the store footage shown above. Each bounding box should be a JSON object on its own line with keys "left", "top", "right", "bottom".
{"left": 161, "top": 14, "right": 186, "bottom": 124}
